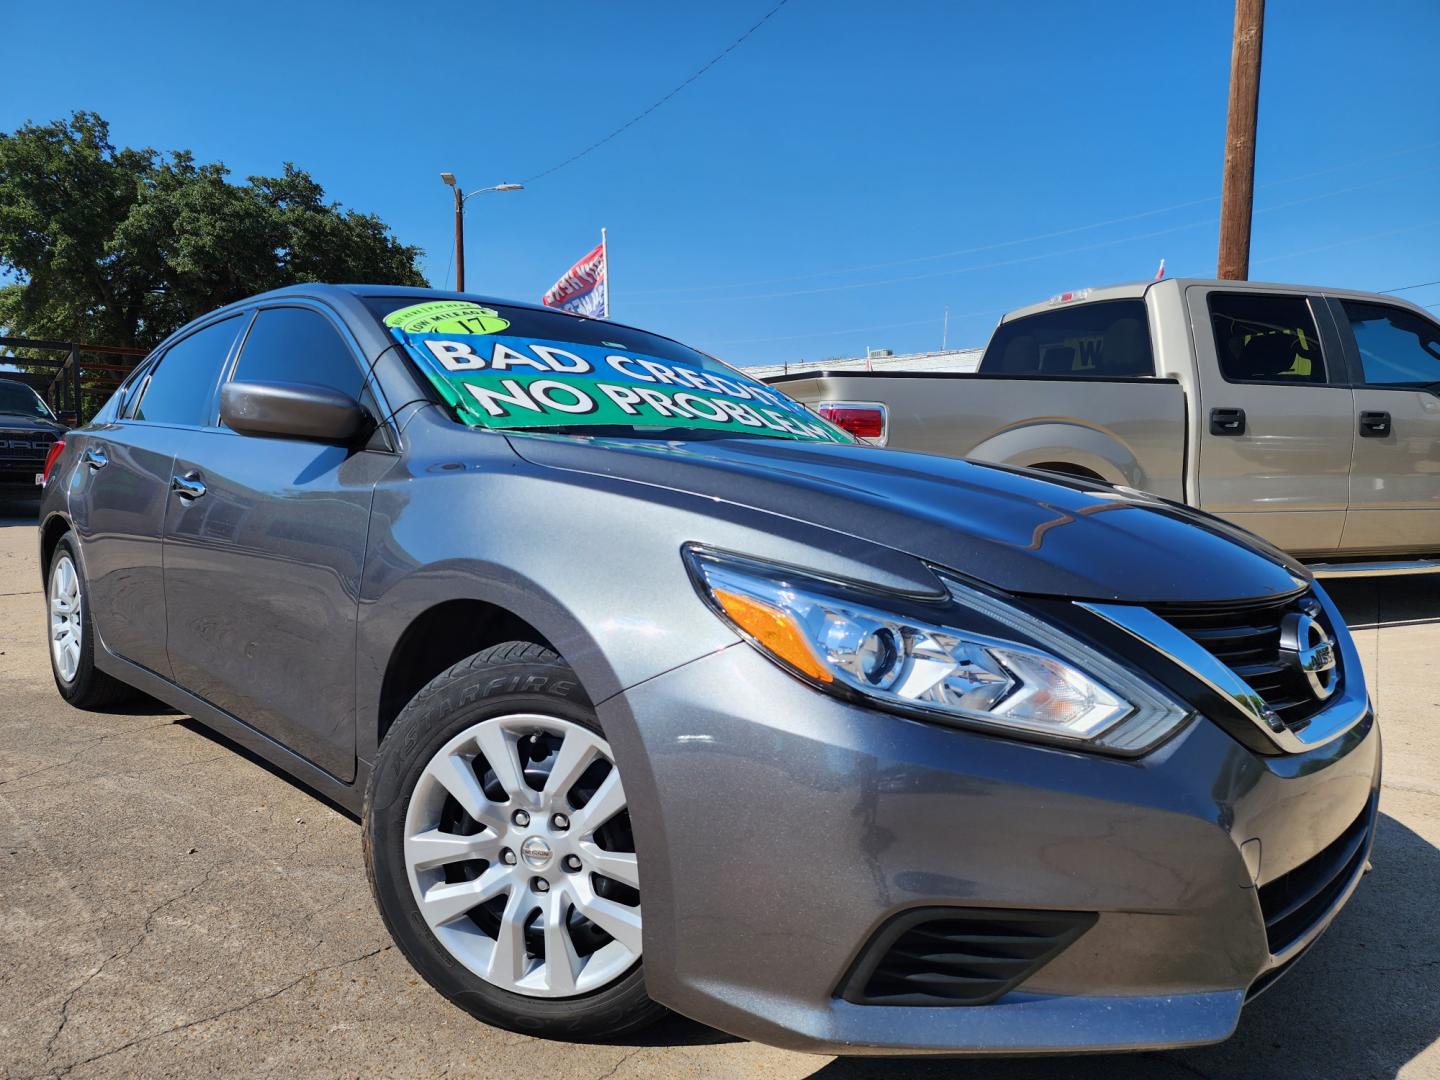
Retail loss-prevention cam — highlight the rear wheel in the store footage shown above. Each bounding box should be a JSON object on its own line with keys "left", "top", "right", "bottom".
{"left": 364, "top": 641, "right": 664, "bottom": 1040}
{"left": 47, "top": 535, "right": 136, "bottom": 709}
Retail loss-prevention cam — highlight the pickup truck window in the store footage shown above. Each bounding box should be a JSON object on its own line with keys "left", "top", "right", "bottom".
{"left": 980, "top": 300, "right": 1154, "bottom": 378}
{"left": 1341, "top": 301, "right": 1440, "bottom": 387}
{"left": 1208, "top": 293, "right": 1328, "bottom": 385}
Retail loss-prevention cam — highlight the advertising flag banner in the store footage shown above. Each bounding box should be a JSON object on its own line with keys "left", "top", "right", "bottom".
{"left": 542, "top": 241, "right": 607, "bottom": 318}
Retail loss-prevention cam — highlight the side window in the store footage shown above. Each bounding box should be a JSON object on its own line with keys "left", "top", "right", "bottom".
{"left": 133, "top": 316, "right": 244, "bottom": 426}
{"left": 230, "top": 307, "right": 365, "bottom": 401}
{"left": 115, "top": 357, "right": 157, "bottom": 420}
{"left": 1208, "top": 293, "right": 1328, "bottom": 385}
{"left": 980, "top": 300, "right": 1155, "bottom": 377}
{"left": 1340, "top": 301, "right": 1440, "bottom": 387}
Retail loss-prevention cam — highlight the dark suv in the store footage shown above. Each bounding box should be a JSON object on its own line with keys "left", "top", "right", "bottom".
{"left": 0, "top": 378, "right": 66, "bottom": 493}
{"left": 37, "top": 285, "right": 1378, "bottom": 1055}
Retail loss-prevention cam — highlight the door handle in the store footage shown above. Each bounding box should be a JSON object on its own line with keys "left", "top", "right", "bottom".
{"left": 171, "top": 472, "right": 207, "bottom": 500}
{"left": 1209, "top": 407, "right": 1246, "bottom": 436}
{"left": 82, "top": 446, "right": 108, "bottom": 470}
{"left": 1359, "top": 410, "right": 1392, "bottom": 438}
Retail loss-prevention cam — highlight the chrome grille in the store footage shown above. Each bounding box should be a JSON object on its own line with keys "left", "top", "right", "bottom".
{"left": 1151, "top": 590, "right": 1335, "bottom": 733}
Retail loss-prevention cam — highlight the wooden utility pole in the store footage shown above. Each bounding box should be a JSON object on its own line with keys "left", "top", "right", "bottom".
{"left": 1217, "top": 0, "right": 1265, "bottom": 280}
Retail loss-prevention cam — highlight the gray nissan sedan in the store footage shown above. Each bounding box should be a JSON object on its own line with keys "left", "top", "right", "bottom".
{"left": 38, "top": 285, "right": 1379, "bottom": 1055}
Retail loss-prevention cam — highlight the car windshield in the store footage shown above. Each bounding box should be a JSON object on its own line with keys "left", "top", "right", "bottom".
{"left": 0, "top": 379, "right": 55, "bottom": 420}
{"left": 366, "top": 297, "right": 850, "bottom": 445}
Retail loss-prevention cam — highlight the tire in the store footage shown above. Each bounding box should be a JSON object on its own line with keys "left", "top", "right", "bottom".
{"left": 46, "top": 533, "right": 137, "bottom": 710}
{"left": 364, "top": 641, "right": 666, "bottom": 1041}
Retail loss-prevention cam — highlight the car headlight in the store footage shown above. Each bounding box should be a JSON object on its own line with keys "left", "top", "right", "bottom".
{"left": 685, "top": 547, "right": 1190, "bottom": 754}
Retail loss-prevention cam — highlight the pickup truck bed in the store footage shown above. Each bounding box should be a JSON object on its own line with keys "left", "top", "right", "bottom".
{"left": 768, "top": 370, "right": 1188, "bottom": 502}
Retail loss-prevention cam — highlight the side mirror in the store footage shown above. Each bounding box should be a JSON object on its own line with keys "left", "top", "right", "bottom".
{"left": 56, "top": 410, "right": 78, "bottom": 426}
{"left": 220, "top": 381, "right": 365, "bottom": 443}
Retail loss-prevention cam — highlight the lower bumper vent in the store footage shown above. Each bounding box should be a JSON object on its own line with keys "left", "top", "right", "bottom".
{"left": 1258, "top": 796, "right": 1375, "bottom": 955}
{"left": 839, "top": 907, "right": 1097, "bottom": 1007}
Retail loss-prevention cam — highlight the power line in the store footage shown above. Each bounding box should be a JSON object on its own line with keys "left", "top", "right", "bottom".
{"left": 523, "top": 1, "right": 793, "bottom": 184}
{"left": 1380, "top": 279, "right": 1440, "bottom": 294}
{"left": 629, "top": 139, "right": 1440, "bottom": 300}
{"left": 1252, "top": 219, "right": 1440, "bottom": 263}
{"left": 627, "top": 164, "right": 1440, "bottom": 307}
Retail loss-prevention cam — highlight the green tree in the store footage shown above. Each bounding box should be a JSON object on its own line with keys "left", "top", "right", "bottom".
{"left": 0, "top": 112, "right": 426, "bottom": 349}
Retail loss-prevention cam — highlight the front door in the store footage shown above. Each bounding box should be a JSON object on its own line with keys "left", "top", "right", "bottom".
{"left": 162, "top": 304, "right": 391, "bottom": 782}
{"left": 1331, "top": 298, "right": 1440, "bottom": 553}
{"left": 1186, "top": 286, "right": 1355, "bottom": 555}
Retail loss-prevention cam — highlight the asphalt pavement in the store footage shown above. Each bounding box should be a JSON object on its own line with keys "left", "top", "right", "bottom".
{"left": 2, "top": 495, "right": 1437, "bottom": 1079}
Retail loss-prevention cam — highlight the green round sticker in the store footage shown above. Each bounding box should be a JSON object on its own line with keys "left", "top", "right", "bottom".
{"left": 384, "top": 301, "right": 511, "bottom": 336}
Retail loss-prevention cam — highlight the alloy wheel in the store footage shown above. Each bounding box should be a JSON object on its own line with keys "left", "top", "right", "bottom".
{"left": 402, "top": 713, "right": 641, "bottom": 998}
{"left": 49, "top": 555, "right": 82, "bottom": 683}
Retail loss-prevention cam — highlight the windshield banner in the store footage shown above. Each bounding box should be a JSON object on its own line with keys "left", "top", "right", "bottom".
{"left": 385, "top": 302, "right": 849, "bottom": 443}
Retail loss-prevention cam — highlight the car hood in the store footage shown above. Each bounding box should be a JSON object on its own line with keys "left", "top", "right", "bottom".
{"left": 507, "top": 434, "right": 1309, "bottom": 604}
{"left": 0, "top": 413, "right": 65, "bottom": 435}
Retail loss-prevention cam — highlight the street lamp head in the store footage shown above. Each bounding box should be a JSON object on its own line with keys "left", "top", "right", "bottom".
{"left": 494, "top": 183, "right": 525, "bottom": 192}
{"left": 439, "top": 172, "right": 457, "bottom": 186}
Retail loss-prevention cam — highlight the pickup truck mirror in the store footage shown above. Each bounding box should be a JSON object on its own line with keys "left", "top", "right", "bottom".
{"left": 220, "top": 380, "right": 366, "bottom": 443}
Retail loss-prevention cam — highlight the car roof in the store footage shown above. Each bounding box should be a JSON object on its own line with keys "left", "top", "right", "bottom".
{"left": 1000, "top": 278, "right": 1433, "bottom": 323}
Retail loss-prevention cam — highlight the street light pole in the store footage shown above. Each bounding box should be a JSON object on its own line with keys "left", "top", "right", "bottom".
{"left": 440, "top": 173, "right": 525, "bottom": 292}
{"left": 452, "top": 183, "right": 466, "bottom": 291}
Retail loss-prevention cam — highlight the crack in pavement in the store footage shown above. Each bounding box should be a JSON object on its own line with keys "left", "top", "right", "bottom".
{"left": 38, "top": 865, "right": 220, "bottom": 1070}
{"left": 594, "top": 1046, "right": 646, "bottom": 1080}
{"left": 32, "top": 943, "right": 393, "bottom": 1079}
{"left": 0, "top": 720, "right": 178, "bottom": 788}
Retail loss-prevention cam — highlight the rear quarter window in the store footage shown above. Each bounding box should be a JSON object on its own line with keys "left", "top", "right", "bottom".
{"left": 981, "top": 300, "right": 1155, "bottom": 378}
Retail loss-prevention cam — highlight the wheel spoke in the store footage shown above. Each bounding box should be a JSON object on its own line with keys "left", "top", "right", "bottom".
{"left": 427, "top": 751, "right": 505, "bottom": 831}
{"left": 406, "top": 827, "right": 500, "bottom": 871}
{"left": 472, "top": 723, "right": 532, "bottom": 806}
{"left": 574, "top": 884, "right": 642, "bottom": 953}
{"left": 573, "top": 768, "right": 626, "bottom": 835}
{"left": 486, "top": 888, "right": 532, "bottom": 985}
{"left": 541, "top": 728, "right": 601, "bottom": 805}
{"left": 418, "top": 863, "right": 511, "bottom": 927}
{"left": 542, "top": 884, "right": 581, "bottom": 995}
{"left": 580, "top": 844, "right": 640, "bottom": 889}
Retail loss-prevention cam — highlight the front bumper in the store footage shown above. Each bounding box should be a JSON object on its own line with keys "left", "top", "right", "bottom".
{"left": 598, "top": 643, "right": 1380, "bottom": 1056}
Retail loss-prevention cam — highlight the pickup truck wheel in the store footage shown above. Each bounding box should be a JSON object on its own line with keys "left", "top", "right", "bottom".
{"left": 364, "top": 641, "right": 665, "bottom": 1041}
{"left": 46, "top": 534, "right": 137, "bottom": 710}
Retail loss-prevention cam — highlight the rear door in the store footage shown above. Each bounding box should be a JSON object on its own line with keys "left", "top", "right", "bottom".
{"left": 161, "top": 303, "right": 392, "bottom": 782}
{"left": 1186, "top": 286, "right": 1355, "bottom": 555}
{"left": 70, "top": 315, "right": 246, "bottom": 675}
{"left": 1328, "top": 298, "right": 1440, "bottom": 553}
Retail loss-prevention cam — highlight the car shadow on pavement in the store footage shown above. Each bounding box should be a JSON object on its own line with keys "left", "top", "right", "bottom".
{"left": 808, "top": 811, "right": 1440, "bottom": 1079}
{"left": 1329, "top": 574, "right": 1440, "bottom": 630}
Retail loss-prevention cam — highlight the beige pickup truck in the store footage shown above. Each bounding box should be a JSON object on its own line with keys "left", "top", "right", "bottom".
{"left": 767, "top": 279, "right": 1440, "bottom": 575}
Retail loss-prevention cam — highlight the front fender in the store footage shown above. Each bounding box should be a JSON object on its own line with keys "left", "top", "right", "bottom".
{"left": 354, "top": 442, "right": 942, "bottom": 765}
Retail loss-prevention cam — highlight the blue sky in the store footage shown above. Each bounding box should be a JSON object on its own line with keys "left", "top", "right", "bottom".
{"left": 4, "top": 0, "right": 1438, "bottom": 364}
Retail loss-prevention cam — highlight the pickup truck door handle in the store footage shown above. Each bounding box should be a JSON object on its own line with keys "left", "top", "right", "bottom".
{"left": 82, "top": 446, "right": 108, "bottom": 470}
{"left": 1358, "top": 410, "right": 1392, "bottom": 438}
{"left": 1209, "top": 407, "right": 1246, "bottom": 436}
{"left": 171, "top": 472, "right": 207, "bottom": 500}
